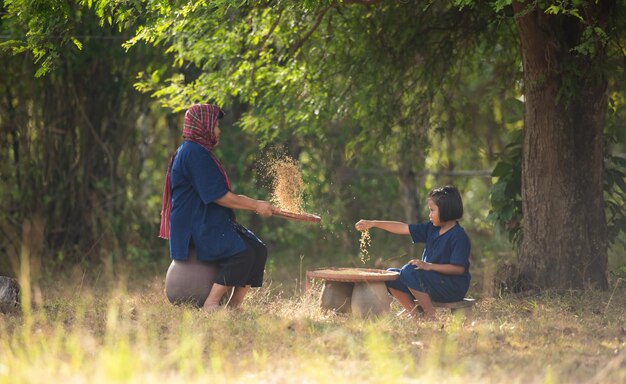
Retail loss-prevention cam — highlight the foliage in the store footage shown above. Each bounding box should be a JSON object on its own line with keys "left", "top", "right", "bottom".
{"left": 116, "top": 0, "right": 518, "bottom": 241}
{"left": 0, "top": 0, "right": 624, "bottom": 276}
{"left": 488, "top": 133, "right": 626, "bottom": 249}
{"left": 487, "top": 130, "right": 523, "bottom": 245}
{"left": 89, "top": 0, "right": 515, "bottom": 262}
{"left": 605, "top": 152, "right": 626, "bottom": 247}
{"left": 0, "top": 1, "right": 171, "bottom": 266}
{"left": 485, "top": 0, "right": 626, "bottom": 251}
{"left": 0, "top": 0, "right": 81, "bottom": 77}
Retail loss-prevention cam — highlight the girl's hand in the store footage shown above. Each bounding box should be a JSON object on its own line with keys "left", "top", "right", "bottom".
{"left": 409, "top": 259, "right": 432, "bottom": 271}
{"left": 355, "top": 220, "right": 373, "bottom": 231}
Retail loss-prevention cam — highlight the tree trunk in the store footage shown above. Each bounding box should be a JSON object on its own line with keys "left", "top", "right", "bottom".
{"left": 513, "top": 1, "right": 610, "bottom": 290}
{"left": 398, "top": 164, "right": 421, "bottom": 225}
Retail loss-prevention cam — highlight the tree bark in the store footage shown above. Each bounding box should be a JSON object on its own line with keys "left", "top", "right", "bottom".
{"left": 513, "top": 1, "right": 610, "bottom": 290}
{"left": 397, "top": 164, "right": 421, "bottom": 225}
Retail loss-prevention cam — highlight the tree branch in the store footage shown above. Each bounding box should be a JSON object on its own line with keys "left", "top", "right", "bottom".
{"left": 259, "top": 11, "right": 282, "bottom": 51}
{"left": 343, "top": 0, "right": 384, "bottom": 5}
{"left": 288, "top": 0, "right": 385, "bottom": 58}
{"left": 290, "top": 5, "right": 334, "bottom": 57}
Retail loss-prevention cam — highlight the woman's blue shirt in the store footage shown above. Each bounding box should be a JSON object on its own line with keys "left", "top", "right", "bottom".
{"left": 168, "top": 141, "right": 246, "bottom": 261}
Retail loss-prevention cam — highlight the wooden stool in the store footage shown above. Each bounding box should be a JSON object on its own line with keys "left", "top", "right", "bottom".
{"left": 432, "top": 298, "right": 476, "bottom": 316}
{"left": 307, "top": 268, "right": 400, "bottom": 317}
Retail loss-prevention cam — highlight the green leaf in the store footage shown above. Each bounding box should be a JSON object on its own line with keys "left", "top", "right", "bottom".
{"left": 491, "top": 161, "right": 512, "bottom": 178}
{"left": 71, "top": 37, "right": 83, "bottom": 50}
{"left": 614, "top": 174, "right": 626, "bottom": 194}
{"left": 545, "top": 5, "right": 561, "bottom": 15}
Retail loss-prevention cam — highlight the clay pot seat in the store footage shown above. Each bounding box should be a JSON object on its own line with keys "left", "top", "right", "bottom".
{"left": 306, "top": 268, "right": 399, "bottom": 316}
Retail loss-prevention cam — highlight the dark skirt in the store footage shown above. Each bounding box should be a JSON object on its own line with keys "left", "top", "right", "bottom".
{"left": 212, "top": 232, "right": 268, "bottom": 287}
{"left": 385, "top": 264, "right": 469, "bottom": 302}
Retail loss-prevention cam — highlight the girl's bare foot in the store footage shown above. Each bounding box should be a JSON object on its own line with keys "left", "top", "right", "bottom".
{"left": 422, "top": 311, "right": 437, "bottom": 321}
{"left": 396, "top": 308, "right": 410, "bottom": 318}
{"left": 397, "top": 305, "right": 425, "bottom": 319}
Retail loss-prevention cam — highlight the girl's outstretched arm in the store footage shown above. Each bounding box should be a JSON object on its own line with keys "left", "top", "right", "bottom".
{"left": 355, "top": 220, "right": 410, "bottom": 235}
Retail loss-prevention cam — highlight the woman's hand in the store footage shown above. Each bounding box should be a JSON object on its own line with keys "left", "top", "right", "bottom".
{"left": 355, "top": 220, "right": 374, "bottom": 231}
{"left": 255, "top": 201, "right": 275, "bottom": 217}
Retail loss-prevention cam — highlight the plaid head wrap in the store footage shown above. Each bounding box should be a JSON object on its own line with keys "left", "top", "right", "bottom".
{"left": 182, "top": 104, "right": 224, "bottom": 151}
{"left": 159, "top": 104, "right": 229, "bottom": 239}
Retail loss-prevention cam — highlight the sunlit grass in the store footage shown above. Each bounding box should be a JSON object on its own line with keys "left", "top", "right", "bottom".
{"left": 1, "top": 274, "right": 625, "bottom": 384}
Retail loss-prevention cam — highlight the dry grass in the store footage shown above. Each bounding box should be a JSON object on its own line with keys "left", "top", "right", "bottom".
{"left": 1, "top": 274, "right": 625, "bottom": 384}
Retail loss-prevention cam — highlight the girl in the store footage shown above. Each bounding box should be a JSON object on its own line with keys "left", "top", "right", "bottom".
{"left": 355, "top": 185, "right": 470, "bottom": 319}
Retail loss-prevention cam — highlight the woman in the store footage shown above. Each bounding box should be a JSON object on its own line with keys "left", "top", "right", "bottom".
{"left": 160, "top": 103, "right": 277, "bottom": 311}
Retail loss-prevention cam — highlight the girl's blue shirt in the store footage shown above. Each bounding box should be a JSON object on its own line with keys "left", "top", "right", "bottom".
{"left": 408, "top": 221, "right": 471, "bottom": 279}
{"left": 168, "top": 141, "right": 246, "bottom": 261}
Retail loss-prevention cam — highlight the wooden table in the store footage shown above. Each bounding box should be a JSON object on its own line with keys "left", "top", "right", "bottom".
{"left": 306, "top": 268, "right": 400, "bottom": 317}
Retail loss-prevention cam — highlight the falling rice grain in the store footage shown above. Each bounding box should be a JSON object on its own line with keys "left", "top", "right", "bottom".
{"left": 359, "top": 230, "right": 371, "bottom": 264}
{"left": 269, "top": 157, "right": 305, "bottom": 213}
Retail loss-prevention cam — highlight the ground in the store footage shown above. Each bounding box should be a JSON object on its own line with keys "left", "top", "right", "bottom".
{"left": 0, "top": 271, "right": 625, "bottom": 383}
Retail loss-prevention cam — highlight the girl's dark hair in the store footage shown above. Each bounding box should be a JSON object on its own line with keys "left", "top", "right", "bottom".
{"left": 428, "top": 185, "right": 463, "bottom": 222}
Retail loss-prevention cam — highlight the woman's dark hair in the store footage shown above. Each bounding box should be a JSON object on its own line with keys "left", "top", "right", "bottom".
{"left": 428, "top": 185, "right": 463, "bottom": 222}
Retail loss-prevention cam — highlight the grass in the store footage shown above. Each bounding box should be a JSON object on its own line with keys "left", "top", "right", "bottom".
{"left": 1, "top": 271, "right": 625, "bottom": 384}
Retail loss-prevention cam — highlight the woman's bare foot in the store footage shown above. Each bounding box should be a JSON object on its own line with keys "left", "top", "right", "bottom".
{"left": 226, "top": 305, "right": 243, "bottom": 313}
{"left": 202, "top": 303, "right": 222, "bottom": 312}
